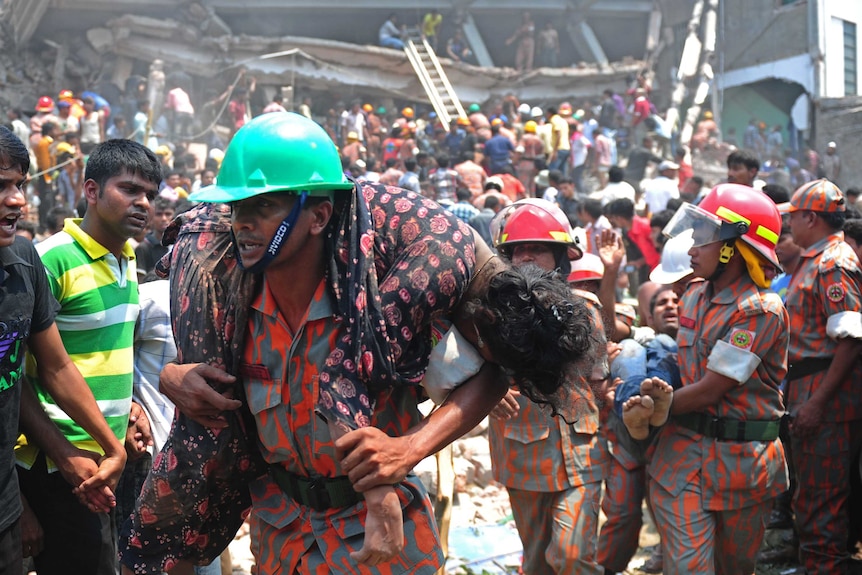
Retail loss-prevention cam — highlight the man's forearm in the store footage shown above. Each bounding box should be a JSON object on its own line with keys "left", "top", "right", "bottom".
{"left": 18, "top": 379, "right": 81, "bottom": 462}
{"left": 40, "top": 362, "right": 125, "bottom": 457}
{"left": 808, "top": 337, "right": 862, "bottom": 407}
{"left": 401, "top": 362, "right": 506, "bottom": 467}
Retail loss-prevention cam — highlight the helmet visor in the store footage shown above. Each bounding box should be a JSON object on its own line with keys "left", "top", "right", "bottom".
{"left": 663, "top": 203, "right": 724, "bottom": 247}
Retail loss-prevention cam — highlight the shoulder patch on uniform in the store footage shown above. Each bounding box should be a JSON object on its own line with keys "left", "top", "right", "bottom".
{"left": 827, "top": 282, "right": 846, "bottom": 303}
{"left": 679, "top": 316, "right": 695, "bottom": 329}
{"left": 729, "top": 329, "right": 756, "bottom": 350}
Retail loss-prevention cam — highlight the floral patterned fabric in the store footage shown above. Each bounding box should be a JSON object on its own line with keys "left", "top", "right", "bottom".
{"left": 120, "top": 181, "right": 477, "bottom": 572}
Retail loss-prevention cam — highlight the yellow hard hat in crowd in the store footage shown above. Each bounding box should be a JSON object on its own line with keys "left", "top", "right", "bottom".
{"left": 524, "top": 120, "right": 537, "bottom": 133}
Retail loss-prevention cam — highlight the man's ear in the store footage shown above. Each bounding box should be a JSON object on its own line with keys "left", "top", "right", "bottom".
{"left": 308, "top": 200, "right": 333, "bottom": 236}
{"left": 82, "top": 179, "right": 99, "bottom": 204}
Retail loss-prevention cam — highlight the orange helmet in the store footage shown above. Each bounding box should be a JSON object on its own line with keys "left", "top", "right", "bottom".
{"left": 401, "top": 106, "right": 414, "bottom": 119}
{"left": 491, "top": 117, "right": 504, "bottom": 127}
{"left": 491, "top": 198, "right": 582, "bottom": 260}
{"left": 362, "top": 103, "right": 373, "bottom": 113}
{"left": 35, "top": 96, "right": 54, "bottom": 112}
{"left": 664, "top": 183, "right": 781, "bottom": 269}
{"left": 456, "top": 116, "right": 471, "bottom": 126}
{"left": 58, "top": 89, "right": 75, "bottom": 101}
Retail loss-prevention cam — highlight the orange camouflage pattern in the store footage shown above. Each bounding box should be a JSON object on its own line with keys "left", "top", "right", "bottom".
{"left": 647, "top": 275, "right": 788, "bottom": 572}
{"left": 784, "top": 232, "right": 862, "bottom": 574}
{"left": 243, "top": 277, "right": 441, "bottom": 574}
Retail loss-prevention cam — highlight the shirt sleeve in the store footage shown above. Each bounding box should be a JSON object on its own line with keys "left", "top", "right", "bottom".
{"left": 817, "top": 259, "right": 862, "bottom": 340}
{"left": 23, "top": 239, "right": 59, "bottom": 333}
{"left": 706, "top": 298, "right": 784, "bottom": 385}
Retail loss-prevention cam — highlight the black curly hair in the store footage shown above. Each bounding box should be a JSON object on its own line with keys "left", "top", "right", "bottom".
{"left": 463, "top": 264, "right": 600, "bottom": 418}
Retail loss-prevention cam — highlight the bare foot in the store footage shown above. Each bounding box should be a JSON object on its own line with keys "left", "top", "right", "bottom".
{"left": 622, "top": 395, "right": 654, "bottom": 440}
{"left": 640, "top": 377, "right": 673, "bottom": 428}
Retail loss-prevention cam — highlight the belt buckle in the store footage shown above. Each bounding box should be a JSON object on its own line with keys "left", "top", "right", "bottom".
{"left": 307, "top": 478, "right": 331, "bottom": 511}
{"left": 711, "top": 417, "right": 724, "bottom": 439}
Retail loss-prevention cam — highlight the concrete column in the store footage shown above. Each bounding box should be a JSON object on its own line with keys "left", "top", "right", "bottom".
{"left": 461, "top": 12, "right": 494, "bottom": 67}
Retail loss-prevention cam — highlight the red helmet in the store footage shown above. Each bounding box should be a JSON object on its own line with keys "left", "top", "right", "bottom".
{"left": 664, "top": 183, "right": 781, "bottom": 269}
{"left": 491, "top": 198, "right": 582, "bottom": 260}
{"left": 35, "top": 96, "right": 54, "bottom": 112}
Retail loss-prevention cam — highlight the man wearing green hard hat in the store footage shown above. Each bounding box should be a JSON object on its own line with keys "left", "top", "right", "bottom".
{"left": 120, "top": 112, "right": 599, "bottom": 575}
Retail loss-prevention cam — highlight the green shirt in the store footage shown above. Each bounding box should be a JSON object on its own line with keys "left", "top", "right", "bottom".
{"left": 18, "top": 218, "right": 138, "bottom": 470}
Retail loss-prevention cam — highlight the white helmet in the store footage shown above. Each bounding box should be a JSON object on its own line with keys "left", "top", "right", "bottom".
{"left": 649, "top": 229, "right": 694, "bottom": 285}
{"left": 517, "top": 103, "right": 531, "bottom": 115}
{"left": 531, "top": 106, "right": 543, "bottom": 118}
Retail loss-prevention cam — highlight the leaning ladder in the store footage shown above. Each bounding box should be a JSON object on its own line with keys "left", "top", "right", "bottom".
{"left": 403, "top": 31, "right": 467, "bottom": 132}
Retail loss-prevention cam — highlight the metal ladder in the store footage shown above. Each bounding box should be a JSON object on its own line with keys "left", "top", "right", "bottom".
{"left": 403, "top": 30, "right": 466, "bottom": 132}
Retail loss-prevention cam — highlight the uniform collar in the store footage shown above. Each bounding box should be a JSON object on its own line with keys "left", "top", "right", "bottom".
{"left": 800, "top": 231, "right": 843, "bottom": 258}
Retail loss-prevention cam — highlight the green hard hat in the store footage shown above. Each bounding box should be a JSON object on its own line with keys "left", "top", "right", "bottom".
{"left": 468, "top": 103, "right": 481, "bottom": 113}
{"left": 191, "top": 112, "right": 353, "bottom": 203}
{"left": 377, "top": 106, "right": 387, "bottom": 114}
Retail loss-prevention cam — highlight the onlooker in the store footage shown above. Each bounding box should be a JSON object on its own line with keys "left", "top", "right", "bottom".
{"left": 135, "top": 196, "right": 176, "bottom": 278}
{"left": 0, "top": 126, "right": 125, "bottom": 575}
{"left": 421, "top": 10, "right": 442, "bottom": 51}
{"left": 447, "top": 186, "right": 480, "bottom": 223}
{"left": 79, "top": 96, "right": 105, "bottom": 154}
{"left": 446, "top": 30, "right": 473, "bottom": 63}
{"left": 642, "top": 160, "right": 680, "bottom": 216}
{"left": 506, "top": 11, "right": 535, "bottom": 71}
{"left": 18, "top": 138, "right": 161, "bottom": 575}
{"left": 726, "top": 149, "right": 760, "bottom": 187}
{"left": 547, "top": 106, "right": 571, "bottom": 175}
{"left": 262, "top": 93, "right": 287, "bottom": 114}
{"left": 822, "top": 141, "right": 841, "bottom": 186}
{"left": 537, "top": 22, "right": 560, "bottom": 67}
{"left": 428, "top": 154, "right": 464, "bottom": 204}
{"left": 598, "top": 166, "right": 636, "bottom": 206}
{"left": 379, "top": 13, "right": 405, "bottom": 50}
{"left": 469, "top": 194, "right": 501, "bottom": 246}
{"left": 605, "top": 197, "right": 660, "bottom": 286}
{"left": 624, "top": 136, "right": 662, "bottom": 191}
{"left": 397, "top": 158, "right": 421, "bottom": 193}
{"left": 455, "top": 150, "right": 487, "bottom": 198}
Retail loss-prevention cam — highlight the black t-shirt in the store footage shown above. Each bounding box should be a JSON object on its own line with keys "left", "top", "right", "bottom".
{"left": 0, "top": 236, "right": 57, "bottom": 531}
{"left": 135, "top": 233, "right": 168, "bottom": 277}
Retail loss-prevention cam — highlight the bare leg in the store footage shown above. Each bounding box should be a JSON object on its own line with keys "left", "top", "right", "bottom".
{"left": 640, "top": 377, "right": 673, "bottom": 428}
{"left": 622, "top": 395, "right": 654, "bottom": 440}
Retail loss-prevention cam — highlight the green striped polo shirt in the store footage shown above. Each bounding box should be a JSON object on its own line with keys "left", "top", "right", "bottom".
{"left": 17, "top": 218, "right": 139, "bottom": 470}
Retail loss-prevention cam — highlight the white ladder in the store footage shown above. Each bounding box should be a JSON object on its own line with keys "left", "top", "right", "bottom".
{"left": 403, "top": 30, "right": 466, "bottom": 132}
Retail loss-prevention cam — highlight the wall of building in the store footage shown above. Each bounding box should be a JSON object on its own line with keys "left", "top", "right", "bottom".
{"left": 822, "top": 0, "right": 862, "bottom": 97}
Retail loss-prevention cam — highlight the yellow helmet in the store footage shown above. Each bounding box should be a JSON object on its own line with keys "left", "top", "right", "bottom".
{"left": 524, "top": 120, "right": 537, "bottom": 134}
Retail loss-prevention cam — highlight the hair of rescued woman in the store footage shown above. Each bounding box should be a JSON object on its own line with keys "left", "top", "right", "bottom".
{"left": 463, "top": 263, "right": 598, "bottom": 416}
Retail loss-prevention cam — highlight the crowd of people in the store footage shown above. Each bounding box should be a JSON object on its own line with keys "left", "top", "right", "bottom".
{"left": 0, "top": 54, "right": 860, "bottom": 575}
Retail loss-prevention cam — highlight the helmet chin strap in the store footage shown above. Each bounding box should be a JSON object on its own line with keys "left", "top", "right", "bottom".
{"left": 708, "top": 240, "right": 736, "bottom": 283}
{"left": 235, "top": 191, "right": 308, "bottom": 274}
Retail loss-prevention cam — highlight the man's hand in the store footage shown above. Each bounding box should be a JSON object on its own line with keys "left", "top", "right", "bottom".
{"left": 125, "top": 402, "right": 153, "bottom": 459}
{"left": 20, "top": 494, "right": 43, "bottom": 558}
{"left": 55, "top": 446, "right": 119, "bottom": 513}
{"left": 335, "top": 428, "right": 414, "bottom": 493}
{"left": 597, "top": 229, "right": 625, "bottom": 272}
{"left": 489, "top": 389, "right": 521, "bottom": 420}
{"left": 350, "top": 485, "right": 404, "bottom": 566}
{"left": 791, "top": 399, "right": 824, "bottom": 438}
{"left": 159, "top": 363, "right": 242, "bottom": 428}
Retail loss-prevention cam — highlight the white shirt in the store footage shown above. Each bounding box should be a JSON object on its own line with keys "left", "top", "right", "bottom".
{"left": 132, "top": 280, "right": 177, "bottom": 453}
{"left": 642, "top": 175, "right": 680, "bottom": 214}
{"left": 599, "top": 181, "right": 636, "bottom": 206}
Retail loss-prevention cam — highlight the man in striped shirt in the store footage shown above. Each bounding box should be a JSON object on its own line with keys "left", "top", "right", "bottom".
{"left": 17, "top": 139, "right": 161, "bottom": 575}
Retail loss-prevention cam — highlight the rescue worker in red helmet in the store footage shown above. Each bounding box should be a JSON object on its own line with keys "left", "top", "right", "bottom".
{"left": 489, "top": 198, "right": 608, "bottom": 574}
{"left": 626, "top": 184, "right": 788, "bottom": 574}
